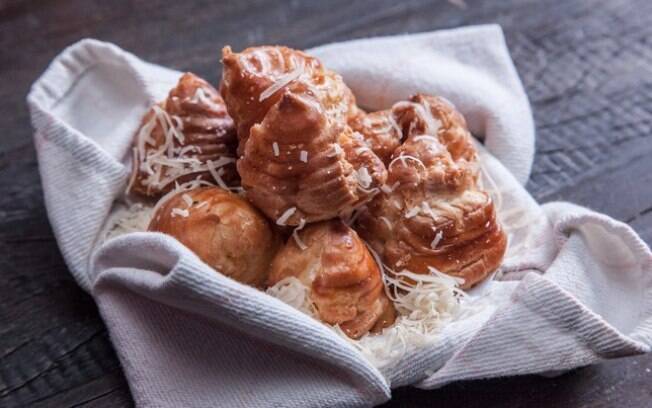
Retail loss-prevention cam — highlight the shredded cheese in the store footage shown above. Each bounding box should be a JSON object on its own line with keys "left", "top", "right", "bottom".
{"left": 431, "top": 230, "right": 444, "bottom": 249}
{"left": 328, "top": 143, "right": 344, "bottom": 157}
{"left": 405, "top": 207, "right": 420, "bottom": 218}
{"left": 388, "top": 154, "right": 427, "bottom": 172}
{"left": 276, "top": 207, "right": 297, "bottom": 226}
{"left": 132, "top": 103, "right": 231, "bottom": 193}
{"left": 126, "top": 147, "right": 139, "bottom": 194}
{"left": 273, "top": 142, "right": 280, "bottom": 157}
{"left": 181, "top": 193, "right": 193, "bottom": 207}
{"left": 259, "top": 65, "right": 304, "bottom": 101}
{"left": 388, "top": 113, "right": 402, "bottom": 137}
{"left": 171, "top": 208, "right": 190, "bottom": 218}
{"left": 299, "top": 150, "right": 308, "bottom": 163}
{"left": 292, "top": 218, "right": 307, "bottom": 250}
{"left": 392, "top": 100, "right": 442, "bottom": 136}
{"left": 355, "top": 146, "right": 371, "bottom": 155}
{"left": 379, "top": 216, "right": 393, "bottom": 230}
{"left": 356, "top": 167, "right": 372, "bottom": 189}
{"left": 103, "top": 203, "right": 153, "bottom": 240}
{"left": 420, "top": 201, "right": 436, "bottom": 220}
{"left": 188, "top": 88, "right": 215, "bottom": 106}
{"left": 265, "top": 277, "right": 317, "bottom": 317}
{"left": 206, "top": 158, "right": 238, "bottom": 191}
{"left": 413, "top": 135, "right": 440, "bottom": 144}
{"left": 151, "top": 177, "right": 214, "bottom": 217}
{"left": 418, "top": 100, "right": 442, "bottom": 135}
{"left": 342, "top": 207, "right": 364, "bottom": 226}
{"left": 380, "top": 181, "right": 401, "bottom": 194}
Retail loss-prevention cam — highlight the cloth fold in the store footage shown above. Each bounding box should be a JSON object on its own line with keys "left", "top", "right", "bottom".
{"left": 27, "top": 25, "right": 652, "bottom": 408}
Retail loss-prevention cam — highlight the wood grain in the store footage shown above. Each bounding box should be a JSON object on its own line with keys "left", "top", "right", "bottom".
{"left": 1, "top": 0, "right": 651, "bottom": 406}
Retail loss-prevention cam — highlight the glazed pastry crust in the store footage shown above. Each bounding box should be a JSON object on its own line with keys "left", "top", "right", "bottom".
{"left": 129, "top": 73, "right": 237, "bottom": 197}
{"left": 221, "top": 46, "right": 386, "bottom": 225}
{"left": 148, "top": 187, "right": 280, "bottom": 287}
{"left": 268, "top": 220, "right": 396, "bottom": 339}
{"left": 357, "top": 94, "right": 507, "bottom": 289}
{"left": 220, "top": 45, "right": 361, "bottom": 152}
{"left": 349, "top": 110, "right": 403, "bottom": 165}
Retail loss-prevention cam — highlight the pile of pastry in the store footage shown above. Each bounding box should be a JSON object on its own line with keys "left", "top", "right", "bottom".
{"left": 126, "top": 45, "right": 507, "bottom": 340}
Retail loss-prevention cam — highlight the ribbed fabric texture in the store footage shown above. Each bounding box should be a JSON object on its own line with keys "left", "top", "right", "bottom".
{"left": 27, "top": 26, "right": 652, "bottom": 407}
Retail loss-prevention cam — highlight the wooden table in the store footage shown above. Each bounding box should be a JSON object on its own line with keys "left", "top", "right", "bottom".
{"left": 2, "top": 0, "right": 651, "bottom": 406}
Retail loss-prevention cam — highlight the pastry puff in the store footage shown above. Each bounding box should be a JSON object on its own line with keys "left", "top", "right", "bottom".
{"left": 221, "top": 46, "right": 387, "bottom": 226}
{"left": 269, "top": 220, "right": 396, "bottom": 339}
{"left": 148, "top": 187, "right": 281, "bottom": 287}
{"left": 128, "top": 73, "right": 238, "bottom": 197}
{"left": 220, "top": 45, "right": 362, "bottom": 152}
{"left": 357, "top": 94, "right": 507, "bottom": 289}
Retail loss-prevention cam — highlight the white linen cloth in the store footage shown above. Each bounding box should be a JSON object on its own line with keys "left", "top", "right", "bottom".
{"left": 27, "top": 25, "right": 652, "bottom": 407}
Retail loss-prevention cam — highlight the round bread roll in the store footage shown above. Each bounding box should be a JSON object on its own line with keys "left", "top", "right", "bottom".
{"left": 269, "top": 220, "right": 396, "bottom": 339}
{"left": 148, "top": 187, "right": 281, "bottom": 287}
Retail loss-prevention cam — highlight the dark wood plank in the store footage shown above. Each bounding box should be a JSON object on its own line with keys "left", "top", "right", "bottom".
{"left": 1, "top": 0, "right": 650, "bottom": 406}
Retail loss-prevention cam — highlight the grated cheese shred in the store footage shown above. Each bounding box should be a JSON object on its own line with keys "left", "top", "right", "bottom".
{"left": 103, "top": 203, "right": 153, "bottom": 240}
{"left": 259, "top": 65, "right": 305, "bottom": 101}
{"left": 405, "top": 207, "right": 420, "bottom": 218}
{"left": 356, "top": 167, "right": 373, "bottom": 189}
{"left": 379, "top": 216, "right": 393, "bottom": 230}
{"left": 151, "top": 177, "right": 214, "bottom": 217}
{"left": 292, "top": 218, "right": 308, "bottom": 250}
{"left": 431, "top": 229, "right": 444, "bottom": 249}
{"left": 133, "top": 102, "right": 238, "bottom": 193}
{"left": 413, "top": 135, "right": 440, "bottom": 144}
{"left": 171, "top": 208, "right": 190, "bottom": 218}
{"left": 328, "top": 143, "right": 344, "bottom": 157}
{"left": 388, "top": 154, "right": 427, "bottom": 172}
{"left": 265, "top": 277, "right": 317, "bottom": 317}
{"left": 181, "top": 193, "right": 193, "bottom": 206}
{"left": 276, "top": 207, "right": 297, "bottom": 226}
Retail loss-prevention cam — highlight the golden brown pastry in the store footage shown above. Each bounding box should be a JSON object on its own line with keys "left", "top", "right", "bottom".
{"left": 220, "top": 45, "right": 361, "bottom": 151}
{"left": 128, "top": 73, "right": 238, "bottom": 197}
{"left": 148, "top": 187, "right": 281, "bottom": 287}
{"left": 349, "top": 110, "right": 403, "bottom": 165}
{"left": 220, "top": 46, "right": 387, "bottom": 225}
{"left": 357, "top": 94, "right": 507, "bottom": 289}
{"left": 269, "top": 220, "right": 396, "bottom": 339}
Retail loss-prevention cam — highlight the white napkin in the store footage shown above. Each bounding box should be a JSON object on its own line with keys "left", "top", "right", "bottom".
{"left": 27, "top": 25, "right": 652, "bottom": 408}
